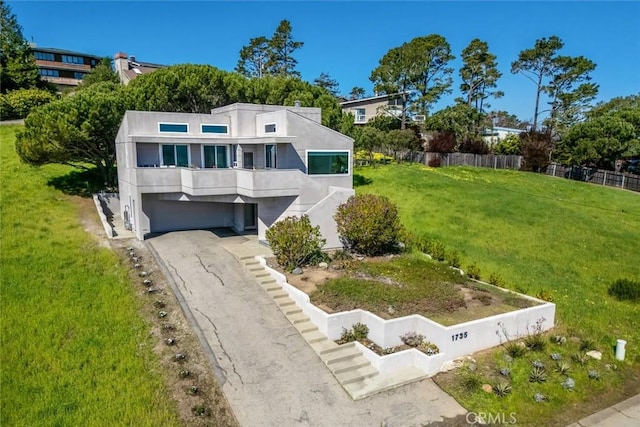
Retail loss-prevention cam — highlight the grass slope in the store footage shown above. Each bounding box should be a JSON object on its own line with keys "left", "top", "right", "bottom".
{"left": 0, "top": 126, "right": 180, "bottom": 425}
{"left": 355, "top": 164, "right": 640, "bottom": 362}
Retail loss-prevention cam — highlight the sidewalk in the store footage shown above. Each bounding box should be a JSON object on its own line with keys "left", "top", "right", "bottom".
{"left": 568, "top": 394, "right": 640, "bottom": 427}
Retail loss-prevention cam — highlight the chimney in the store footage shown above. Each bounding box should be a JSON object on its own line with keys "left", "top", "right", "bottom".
{"left": 113, "top": 52, "right": 129, "bottom": 84}
{"left": 129, "top": 55, "right": 136, "bottom": 63}
{"left": 294, "top": 100, "right": 301, "bottom": 108}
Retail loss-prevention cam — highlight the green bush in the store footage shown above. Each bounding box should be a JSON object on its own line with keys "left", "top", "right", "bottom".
{"left": 334, "top": 194, "right": 402, "bottom": 256}
{"left": 265, "top": 215, "right": 326, "bottom": 271}
{"left": 0, "top": 88, "right": 57, "bottom": 120}
{"left": 608, "top": 278, "right": 640, "bottom": 302}
{"left": 446, "top": 250, "right": 461, "bottom": 268}
{"left": 466, "top": 263, "right": 481, "bottom": 280}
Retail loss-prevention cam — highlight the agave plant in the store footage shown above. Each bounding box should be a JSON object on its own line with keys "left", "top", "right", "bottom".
{"left": 493, "top": 381, "right": 512, "bottom": 397}
{"left": 532, "top": 360, "right": 545, "bottom": 369}
{"left": 550, "top": 353, "right": 562, "bottom": 361}
{"left": 555, "top": 360, "right": 571, "bottom": 375}
{"left": 561, "top": 377, "right": 575, "bottom": 390}
{"left": 572, "top": 352, "right": 590, "bottom": 366}
{"left": 588, "top": 370, "right": 600, "bottom": 380}
{"left": 529, "top": 366, "right": 547, "bottom": 383}
{"left": 534, "top": 392, "right": 548, "bottom": 403}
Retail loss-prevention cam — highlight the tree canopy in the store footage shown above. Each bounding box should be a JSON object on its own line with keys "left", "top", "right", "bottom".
{"left": 458, "top": 38, "right": 502, "bottom": 113}
{"left": 313, "top": 72, "right": 340, "bottom": 96}
{"left": 16, "top": 83, "right": 126, "bottom": 186}
{"left": 0, "top": 1, "right": 41, "bottom": 93}
{"left": 236, "top": 20, "right": 304, "bottom": 78}
{"left": 79, "top": 57, "right": 120, "bottom": 88}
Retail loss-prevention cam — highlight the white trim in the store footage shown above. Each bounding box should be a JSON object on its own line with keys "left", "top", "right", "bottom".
{"left": 305, "top": 149, "right": 351, "bottom": 176}
{"left": 158, "top": 122, "right": 189, "bottom": 133}
{"left": 200, "top": 123, "right": 229, "bottom": 135}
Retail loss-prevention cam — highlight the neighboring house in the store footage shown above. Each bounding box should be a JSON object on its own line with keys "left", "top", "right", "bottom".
{"left": 339, "top": 93, "right": 409, "bottom": 125}
{"left": 115, "top": 103, "right": 354, "bottom": 247}
{"left": 113, "top": 52, "right": 165, "bottom": 85}
{"left": 32, "top": 46, "right": 101, "bottom": 90}
{"left": 482, "top": 126, "right": 525, "bottom": 145}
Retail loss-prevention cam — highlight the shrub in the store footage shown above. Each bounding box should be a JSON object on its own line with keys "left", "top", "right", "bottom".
{"left": 489, "top": 273, "right": 505, "bottom": 287}
{"left": 339, "top": 322, "right": 369, "bottom": 343}
{"left": 429, "top": 241, "right": 447, "bottom": 261}
{"left": 520, "top": 130, "right": 552, "bottom": 172}
{"left": 572, "top": 352, "right": 590, "bottom": 366}
{"left": 608, "top": 278, "right": 640, "bottom": 302}
{"left": 427, "top": 156, "right": 441, "bottom": 167}
{"left": 446, "top": 250, "right": 461, "bottom": 268}
{"left": 466, "top": 263, "right": 481, "bottom": 280}
{"left": 334, "top": 194, "right": 402, "bottom": 256}
{"left": 427, "top": 131, "right": 456, "bottom": 153}
{"left": 0, "top": 88, "right": 57, "bottom": 120}
{"left": 266, "top": 215, "right": 326, "bottom": 271}
{"left": 535, "top": 289, "right": 554, "bottom": 302}
{"left": 555, "top": 361, "right": 571, "bottom": 375}
{"left": 400, "top": 331, "right": 425, "bottom": 347}
{"left": 579, "top": 338, "right": 595, "bottom": 352}
{"left": 505, "top": 342, "right": 527, "bottom": 358}
{"left": 460, "top": 374, "right": 482, "bottom": 394}
{"left": 524, "top": 334, "right": 547, "bottom": 352}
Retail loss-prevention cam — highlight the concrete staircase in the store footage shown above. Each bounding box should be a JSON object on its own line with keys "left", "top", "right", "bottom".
{"left": 238, "top": 256, "right": 429, "bottom": 400}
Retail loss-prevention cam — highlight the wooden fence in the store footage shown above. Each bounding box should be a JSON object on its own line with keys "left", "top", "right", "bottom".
{"left": 423, "top": 152, "right": 524, "bottom": 170}
{"left": 545, "top": 163, "right": 640, "bottom": 192}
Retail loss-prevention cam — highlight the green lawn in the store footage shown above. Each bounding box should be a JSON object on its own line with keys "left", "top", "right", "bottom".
{"left": 355, "top": 163, "right": 640, "bottom": 361}
{"left": 356, "top": 163, "right": 640, "bottom": 424}
{"left": 0, "top": 126, "right": 180, "bottom": 425}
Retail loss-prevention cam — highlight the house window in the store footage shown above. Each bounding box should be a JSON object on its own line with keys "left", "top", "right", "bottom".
{"left": 307, "top": 151, "right": 349, "bottom": 175}
{"left": 201, "top": 124, "right": 228, "bottom": 134}
{"left": 354, "top": 108, "right": 366, "bottom": 123}
{"left": 161, "top": 144, "right": 189, "bottom": 167}
{"left": 265, "top": 144, "right": 276, "bottom": 169}
{"left": 159, "top": 123, "right": 188, "bottom": 133}
{"left": 61, "top": 55, "right": 84, "bottom": 64}
{"left": 34, "top": 52, "right": 55, "bottom": 61}
{"left": 203, "top": 145, "right": 229, "bottom": 168}
{"left": 38, "top": 69, "right": 59, "bottom": 77}
{"left": 265, "top": 123, "right": 276, "bottom": 133}
{"left": 74, "top": 72, "right": 85, "bottom": 80}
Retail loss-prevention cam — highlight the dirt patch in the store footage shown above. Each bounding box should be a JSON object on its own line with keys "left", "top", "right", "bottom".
{"left": 71, "top": 195, "right": 238, "bottom": 427}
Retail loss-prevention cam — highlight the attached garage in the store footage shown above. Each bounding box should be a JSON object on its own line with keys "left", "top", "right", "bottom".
{"left": 142, "top": 194, "right": 235, "bottom": 234}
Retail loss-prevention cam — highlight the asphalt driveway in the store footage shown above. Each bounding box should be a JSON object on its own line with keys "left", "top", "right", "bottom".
{"left": 147, "top": 230, "right": 466, "bottom": 427}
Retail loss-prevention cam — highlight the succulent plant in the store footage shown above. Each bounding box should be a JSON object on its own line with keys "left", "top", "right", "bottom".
{"left": 561, "top": 377, "right": 575, "bottom": 390}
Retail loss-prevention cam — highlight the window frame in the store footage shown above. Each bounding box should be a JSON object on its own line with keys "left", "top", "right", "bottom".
{"left": 200, "top": 124, "right": 229, "bottom": 135}
{"left": 264, "top": 123, "right": 277, "bottom": 133}
{"left": 158, "top": 122, "right": 189, "bottom": 134}
{"left": 159, "top": 144, "right": 190, "bottom": 167}
{"left": 201, "top": 145, "right": 230, "bottom": 168}
{"left": 305, "top": 150, "right": 351, "bottom": 176}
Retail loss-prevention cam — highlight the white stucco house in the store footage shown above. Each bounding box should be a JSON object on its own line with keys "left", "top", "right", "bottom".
{"left": 115, "top": 103, "right": 354, "bottom": 247}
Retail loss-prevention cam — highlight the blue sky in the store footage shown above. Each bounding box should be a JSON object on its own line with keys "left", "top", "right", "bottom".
{"left": 9, "top": 1, "right": 640, "bottom": 121}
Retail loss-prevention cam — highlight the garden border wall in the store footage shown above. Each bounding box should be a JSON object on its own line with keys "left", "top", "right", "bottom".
{"left": 258, "top": 257, "right": 556, "bottom": 377}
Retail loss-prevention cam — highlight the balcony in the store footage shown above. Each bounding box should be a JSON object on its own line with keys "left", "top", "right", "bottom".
{"left": 133, "top": 166, "right": 303, "bottom": 198}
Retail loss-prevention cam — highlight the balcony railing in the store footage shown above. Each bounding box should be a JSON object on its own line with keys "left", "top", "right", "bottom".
{"left": 133, "top": 166, "right": 303, "bottom": 198}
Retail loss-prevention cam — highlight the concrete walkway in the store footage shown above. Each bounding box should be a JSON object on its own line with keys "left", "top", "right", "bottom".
{"left": 567, "top": 394, "right": 640, "bottom": 427}
{"left": 147, "top": 230, "right": 466, "bottom": 427}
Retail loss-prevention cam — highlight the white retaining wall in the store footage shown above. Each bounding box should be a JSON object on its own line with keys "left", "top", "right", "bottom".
{"left": 258, "top": 257, "right": 556, "bottom": 376}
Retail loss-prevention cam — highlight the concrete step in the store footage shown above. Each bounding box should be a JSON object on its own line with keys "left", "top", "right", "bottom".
{"left": 283, "top": 306, "right": 302, "bottom": 316}
{"left": 268, "top": 290, "right": 289, "bottom": 299}
{"left": 249, "top": 266, "right": 265, "bottom": 272}
{"left": 294, "top": 320, "right": 318, "bottom": 334}
{"left": 243, "top": 260, "right": 260, "bottom": 267}
{"left": 302, "top": 329, "right": 328, "bottom": 344}
{"left": 335, "top": 365, "right": 378, "bottom": 385}
{"left": 322, "top": 343, "right": 361, "bottom": 363}
{"left": 310, "top": 339, "right": 339, "bottom": 354}
{"left": 238, "top": 255, "right": 255, "bottom": 261}
{"left": 343, "top": 366, "right": 429, "bottom": 400}
{"left": 329, "top": 355, "right": 371, "bottom": 375}
{"left": 261, "top": 282, "right": 281, "bottom": 292}
{"left": 287, "top": 312, "right": 309, "bottom": 324}
{"left": 276, "top": 297, "right": 296, "bottom": 308}
{"left": 253, "top": 272, "right": 271, "bottom": 279}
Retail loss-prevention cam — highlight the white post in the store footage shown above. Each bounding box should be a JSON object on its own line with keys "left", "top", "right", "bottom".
{"left": 603, "top": 171, "right": 607, "bottom": 186}
{"left": 621, "top": 175, "right": 625, "bottom": 189}
{"left": 616, "top": 339, "right": 627, "bottom": 361}
{"left": 553, "top": 163, "right": 557, "bottom": 176}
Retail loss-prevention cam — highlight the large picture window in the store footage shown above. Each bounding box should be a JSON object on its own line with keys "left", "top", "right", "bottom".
{"left": 203, "top": 145, "right": 229, "bottom": 168}
{"left": 161, "top": 144, "right": 189, "bottom": 167}
{"left": 307, "top": 151, "right": 349, "bottom": 175}
{"left": 201, "top": 124, "right": 228, "bottom": 134}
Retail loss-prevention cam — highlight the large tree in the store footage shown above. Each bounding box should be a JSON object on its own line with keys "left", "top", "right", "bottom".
{"left": 511, "top": 36, "right": 597, "bottom": 132}
{"left": 0, "top": 0, "right": 41, "bottom": 93}
{"left": 370, "top": 34, "right": 454, "bottom": 128}
{"left": 348, "top": 86, "right": 365, "bottom": 100}
{"left": 266, "top": 19, "right": 303, "bottom": 77}
{"left": 313, "top": 72, "right": 340, "bottom": 96}
{"left": 511, "top": 36, "right": 563, "bottom": 130}
{"left": 459, "top": 38, "right": 502, "bottom": 113}
{"left": 79, "top": 57, "right": 120, "bottom": 88}
{"left": 370, "top": 45, "right": 414, "bottom": 129}
{"left": 235, "top": 36, "right": 270, "bottom": 78}
{"left": 15, "top": 83, "right": 126, "bottom": 186}
{"left": 408, "top": 34, "right": 455, "bottom": 117}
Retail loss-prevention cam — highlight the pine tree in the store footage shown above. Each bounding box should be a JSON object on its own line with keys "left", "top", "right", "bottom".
{"left": 0, "top": 1, "right": 41, "bottom": 93}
